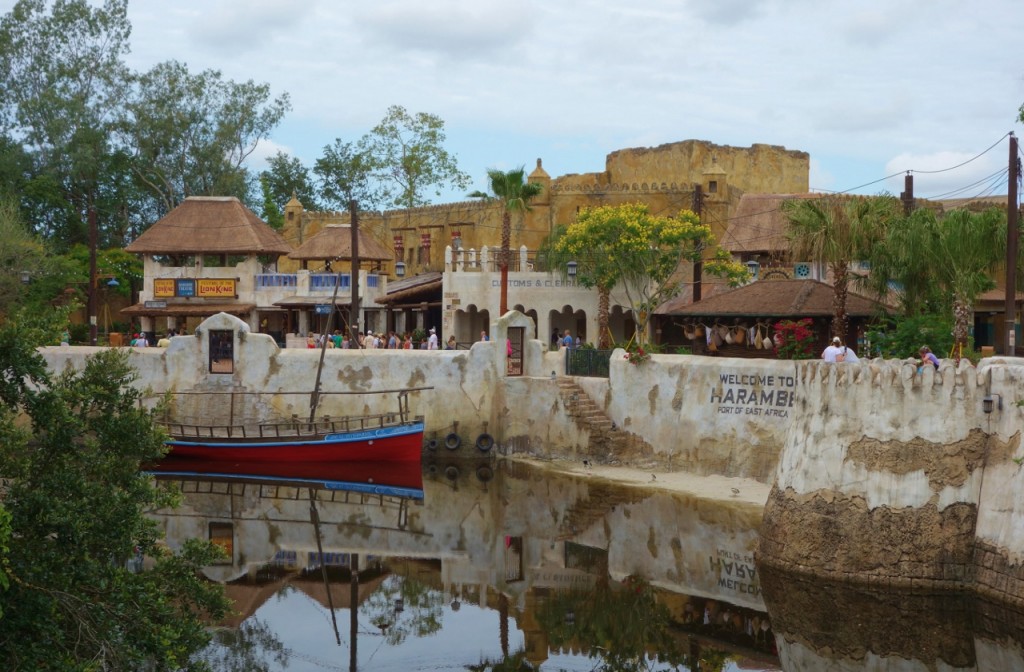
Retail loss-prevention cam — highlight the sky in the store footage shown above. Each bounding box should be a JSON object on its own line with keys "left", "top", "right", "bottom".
{"left": 7, "top": 0, "right": 1024, "bottom": 204}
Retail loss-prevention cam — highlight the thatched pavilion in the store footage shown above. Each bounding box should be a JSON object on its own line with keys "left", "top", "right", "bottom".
{"left": 122, "top": 196, "right": 292, "bottom": 337}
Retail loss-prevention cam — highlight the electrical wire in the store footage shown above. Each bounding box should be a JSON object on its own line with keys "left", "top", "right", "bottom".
{"left": 912, "top": 132, "right": 1010, "bottom": 174}
{"left": 920, "top": 167, "right": 1009, "bottom": 200}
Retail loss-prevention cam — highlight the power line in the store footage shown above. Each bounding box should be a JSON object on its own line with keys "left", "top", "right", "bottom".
{"left": 912, "top": 132, "right": 1010, "bottom": 174}
{"left": 920, "top": 167, "right": 1009, "bottom": 200}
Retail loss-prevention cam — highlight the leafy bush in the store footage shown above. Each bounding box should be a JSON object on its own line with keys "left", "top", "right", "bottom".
{"left": 866, "top": 313, "right": 957, "bottom": 359}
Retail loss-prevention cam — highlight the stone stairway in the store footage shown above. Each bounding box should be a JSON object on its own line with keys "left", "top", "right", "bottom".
{"left": 556, "top": 378, "right": 649, "bottom": 463}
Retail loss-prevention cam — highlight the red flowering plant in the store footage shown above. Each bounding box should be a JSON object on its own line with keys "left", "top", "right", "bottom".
{"left": 773, "top": 318, "right": 816, "bottom": 359}
{"left": 624, "top": 345, "right": 650, "bottom": 366}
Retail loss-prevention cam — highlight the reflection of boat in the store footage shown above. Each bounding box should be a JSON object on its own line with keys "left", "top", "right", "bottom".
{"left": 148, "top": 457, "right": 424, "bottom": 499}
{"left": 161, "top": 389, "right": 426, "bottom": 463}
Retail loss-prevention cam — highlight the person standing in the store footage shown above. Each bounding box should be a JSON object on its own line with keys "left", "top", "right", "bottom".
{"left": 428, "top": 328, "right": 439, "bottom": 350}
{"left": 821, "top": 336, "right": 843, "bottom": 362}
{"left": 561, "top": 330, "right": 573, "bottom": 349}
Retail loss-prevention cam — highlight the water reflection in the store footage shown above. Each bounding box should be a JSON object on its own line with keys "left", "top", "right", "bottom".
{"left": 146, "top": 458, "right": 770, "bottom": 670}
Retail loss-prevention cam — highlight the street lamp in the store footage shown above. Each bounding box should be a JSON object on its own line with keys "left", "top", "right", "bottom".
{"left": 567, "top": 261, "right": 577, "bottom": 279}
{"left": 395, "top": 261, "right": 406, "bottom": 278}
{"left": 983, "top": 394, "right": 1003, "bottom": 414}
{"left": 20, "top": 270, "right": 31, "bottom": 284}
{"left": 107, "top": 277, "right": 120, "bottom": 287}
{"left": 745, "top": 259, "right": 760, "bottom": 281}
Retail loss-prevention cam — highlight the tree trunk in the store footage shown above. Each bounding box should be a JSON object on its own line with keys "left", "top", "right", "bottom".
{"left": 598, "top": 286, "right": 611, "bottom": 349}
{"left": 500, "top": 211, "right": 511, "bottom": 315}
{"left": 831, "top": 261, "right": 849, "bottom": 341}
{"left": 953, "top": 297, "right": 970, "bottom": 364}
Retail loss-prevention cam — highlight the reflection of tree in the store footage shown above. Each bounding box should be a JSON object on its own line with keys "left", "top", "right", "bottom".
{"left": 361, "top": 574, "right": 443, "bottom": 646}
{"left": 199, "top": 618, "right": 289, "bottom": 672}
{"left": 466, "top": 649, "right": 533, "bottom": 671}
{"left": 537, "top": 576, "right": 685, "bottom": 672}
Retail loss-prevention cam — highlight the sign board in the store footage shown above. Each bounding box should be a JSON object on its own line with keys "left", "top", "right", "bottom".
{"left": 176, "top": 279, "right": 196, "bottom": 297}
{"left": 197, "top": 278, "right": 237, "bottom": 298}
{"left": 153, "top": 279, "right": 175, "bottom": 298}
{"left": 315, "top": 304, "right": 332, "bottom": 315}
{"left": 144, "top": 300, "right": 167, "bottom": 309}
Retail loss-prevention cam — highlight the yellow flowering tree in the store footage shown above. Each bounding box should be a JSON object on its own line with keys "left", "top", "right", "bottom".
{"left": 550, "top": 203, "right": 746, "bottom": 347}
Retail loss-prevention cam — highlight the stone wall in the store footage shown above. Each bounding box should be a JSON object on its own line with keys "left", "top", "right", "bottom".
{"left": 758, "top": 356, "right": 1024, "bottom": 608}
{"left": 277, "top": 139, "right": 810, "bottom": 277}
{"left": 40, "top": 315, "right": 1024, "bottom": 606}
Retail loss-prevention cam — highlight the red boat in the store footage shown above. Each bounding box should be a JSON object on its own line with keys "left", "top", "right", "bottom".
{"left": 163, "top": 417, "right": 424, "bottom": 462}
{"left": 160, "top": 388, "right": 427, "bottom": 463}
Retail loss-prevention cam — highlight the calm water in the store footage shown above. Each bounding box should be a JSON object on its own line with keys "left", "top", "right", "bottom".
{"left": 148, "top": 457, "right": 1024, "bottom": 672}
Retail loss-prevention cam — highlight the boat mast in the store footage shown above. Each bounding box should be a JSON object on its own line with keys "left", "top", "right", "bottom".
{"left": 309, "top": 269, "right": 341, "bottom": 422}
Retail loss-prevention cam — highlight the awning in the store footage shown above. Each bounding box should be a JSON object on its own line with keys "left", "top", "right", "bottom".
{"left": 120, "top": 302, "right": 255, "bottom": 317}
{"left": 273, "top": 296, "right": 353, "bottom": 309}
{"left": 377, "top": 272, "right": 443, "bottom": 305}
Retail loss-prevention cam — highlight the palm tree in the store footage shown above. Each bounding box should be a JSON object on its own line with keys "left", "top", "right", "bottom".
{"left": 924, "top": 208, "right": 1003, "bottom": 361}
{"left": 866, "top": 207, "right": 1006, "bottom": 363}
{"left": 470, "top": 167, "right": 543, "bottom": 315}
{"left": 783, "top": 195, "right": 896, "bottom": 341}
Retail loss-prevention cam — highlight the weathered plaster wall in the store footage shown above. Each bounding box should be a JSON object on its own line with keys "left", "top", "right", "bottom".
{"left": 758, "top": 356, "right": 1024, "bottom": 608}
{"left": 602, "top": 354, "right": 797, "bottom": 480}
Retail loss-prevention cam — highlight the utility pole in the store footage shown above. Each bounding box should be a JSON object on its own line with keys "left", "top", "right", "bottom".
{"left": 349, "top": 199, "right": 361, "bottom": 348}
{"left": 1006, "top": 132, "right": 1020, "bottom": 355}
{"left": 900, "top": 172, "right": 914, "bottom": 216}
{"left": 692, "top": 184, "right": 704, "bottom": 303}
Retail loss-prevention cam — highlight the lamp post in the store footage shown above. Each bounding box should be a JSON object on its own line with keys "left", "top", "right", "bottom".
{"left": 88, "top": 206, "right": 98, "bottom": 346}
{"left": 567, "top": 260, "right": 577, "bottom": 280}
{"left": 745, "top": 259, "right": 760, "bottom": 282}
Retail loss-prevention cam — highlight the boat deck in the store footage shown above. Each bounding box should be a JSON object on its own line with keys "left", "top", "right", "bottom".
{"left": 162, "top": 412, "right": 422, "bottom": 442}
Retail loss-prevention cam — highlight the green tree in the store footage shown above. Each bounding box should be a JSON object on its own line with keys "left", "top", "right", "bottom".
{"left": 314, "top": 137, "right": 379, "bottom": 210}
{"left": 784, "top": 194, "right": 897, "bottom": 341}
{"left": 470, "top": 166, "right": 543, "bottom": 315}
{"left": 122, "top": 60, "right": 290, "bottom": 214}
{"left": 0, "top": 0, "right": 132, "bottom": 246}
{"left": 366, "top": 105, "right": 471, "bottom": 209}
{"left": 259, "top": 174, "right": 284, "bottom": 230}
{"left": 0, "top": 314, "right": 230, "bottom": 670}
{"left": 868, "top": 207, "right": 1005, "bottom": 361}
{"left": 260, "top": 150, "right": 319, "bottom": 212}
{"left": 550, "top": 203, "right": 745, "bottom": 347}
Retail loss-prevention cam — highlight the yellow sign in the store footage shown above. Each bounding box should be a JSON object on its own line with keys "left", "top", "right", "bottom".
{"left": 197, "top": 279, "right": 237, "bottom": 298}
{"left": 153, "top": 279, "right": 175, "bottom": 298}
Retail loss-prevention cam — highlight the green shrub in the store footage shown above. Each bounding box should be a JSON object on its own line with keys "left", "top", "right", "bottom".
{"left": 866, "top": 313, "right": 958, "bottom": 359}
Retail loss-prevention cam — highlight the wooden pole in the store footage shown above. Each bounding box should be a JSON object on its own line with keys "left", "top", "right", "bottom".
{"left": 1005, "top": 132, "right": 1019, "bottom": 355}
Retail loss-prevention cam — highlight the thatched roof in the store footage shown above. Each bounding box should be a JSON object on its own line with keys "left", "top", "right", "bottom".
{"left": 655, "top": 279, "right": 888, "bottom": 317}
{"left": 125, "top": 197, "right": 292, "bottom": 255}
{"left": 376, "top": 272, "right": 443, "bottom": 305}
{"left": 288, "top": 225, "right": 394, "bottom": 262}
{"left": 718, "top": 193, "right": 819, "bottom": 254}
